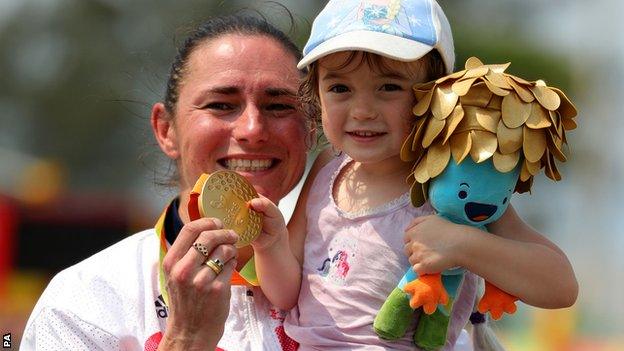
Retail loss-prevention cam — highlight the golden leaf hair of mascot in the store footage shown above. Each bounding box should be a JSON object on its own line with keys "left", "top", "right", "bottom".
{"left": 374, "top": 57, "right": 577, "bottom": 351}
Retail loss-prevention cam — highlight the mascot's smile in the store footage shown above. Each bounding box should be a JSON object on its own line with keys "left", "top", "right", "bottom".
{"left": 465, "top": 202, "right": 497, "bottom": 222}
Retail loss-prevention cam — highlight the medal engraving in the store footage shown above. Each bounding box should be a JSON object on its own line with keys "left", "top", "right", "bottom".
{"left": 199, "top": 171, "right": 262, "bottom": 247}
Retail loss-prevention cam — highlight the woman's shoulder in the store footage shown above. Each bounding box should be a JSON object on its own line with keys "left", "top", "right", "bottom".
{"left": 22, "top": 229, "right": 162, "bottom": 348}
{"left": 61, "top": 229, "right": 158, "bottom": 279}
{"left": 35, "top": 229, "right": 159, "bottom": 312}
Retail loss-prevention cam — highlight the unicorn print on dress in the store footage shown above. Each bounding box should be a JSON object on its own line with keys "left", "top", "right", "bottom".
{"left": 317, "top": 235, "right": 359, "bottom": 285}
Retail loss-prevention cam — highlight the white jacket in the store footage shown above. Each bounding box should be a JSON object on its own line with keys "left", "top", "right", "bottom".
{"left": 20, "top": 229, "right": 293, "bottom": 351}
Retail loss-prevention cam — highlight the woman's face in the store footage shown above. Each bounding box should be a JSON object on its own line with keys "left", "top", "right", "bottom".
{"left": 154, "top": 34, "right": 308, "bottom": 206}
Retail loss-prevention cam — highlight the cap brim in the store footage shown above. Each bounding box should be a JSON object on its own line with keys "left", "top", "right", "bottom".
{"left": 297, "top": 30, "right": 434, "bottom": 69}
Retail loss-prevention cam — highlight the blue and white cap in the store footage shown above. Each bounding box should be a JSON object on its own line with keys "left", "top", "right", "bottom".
{"left": 298, "top": 0, "right": 454, "bottom": 73}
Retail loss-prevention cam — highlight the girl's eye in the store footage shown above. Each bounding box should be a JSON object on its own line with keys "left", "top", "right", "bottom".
{"left": 380, "top": 83, "right": 402, "bottom": 92}
{"left": 329, "top": 84, "right": 349, "bottom": 93}
{"left": 502, "top": 197, "right": 508, "bottom": 204}
{"left": 458, "top": 190, "right": 468, "bottom": 199}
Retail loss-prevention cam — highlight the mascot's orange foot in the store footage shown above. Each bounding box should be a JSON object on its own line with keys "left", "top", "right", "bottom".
{"left": 403, "top": 273, "right": 448, "bottom": 314}
{"left": 477, "top": 281, "right": 518, "bottom": 320}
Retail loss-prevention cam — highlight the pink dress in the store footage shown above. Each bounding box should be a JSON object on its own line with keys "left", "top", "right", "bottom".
{"left": 285, "top": 155, "right": 477, "bottom": 350}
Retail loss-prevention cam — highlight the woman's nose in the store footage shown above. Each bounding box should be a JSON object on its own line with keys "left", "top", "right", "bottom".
{"left": 232, "top": 104, "right": 269, "bottom": 145}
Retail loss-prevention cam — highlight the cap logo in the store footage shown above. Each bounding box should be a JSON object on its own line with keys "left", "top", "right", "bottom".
{"left": 304, "top": 0, "right": 437, "bottom": 56}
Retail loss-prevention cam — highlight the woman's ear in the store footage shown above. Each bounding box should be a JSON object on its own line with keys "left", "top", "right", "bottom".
{"left": 151, "top": 102, "right": 180, "bottom": 160}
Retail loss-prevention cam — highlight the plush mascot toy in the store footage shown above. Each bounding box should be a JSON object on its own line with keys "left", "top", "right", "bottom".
{"left": 373, "top": 57, "right": 578, "bottom": 350}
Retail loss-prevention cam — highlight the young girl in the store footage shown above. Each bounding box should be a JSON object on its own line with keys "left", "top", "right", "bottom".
{"left": 250, "top": 0, "right": 578, "bottom": 349}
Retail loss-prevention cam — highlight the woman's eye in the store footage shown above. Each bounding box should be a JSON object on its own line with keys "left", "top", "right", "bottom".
{"left": 458, "top": 190, "right": 468, "bottom": 199}
{"left": 380, "top": 83, "right": 402, "bottom": 92}
{"left": 329, "top": 84, "right": 349, "bottom": 93}
{"left": 267, "top": 103, "right": 295, "bottom": 112}
{"left": 204, "top": 102, "right": 233, "bottom": 110}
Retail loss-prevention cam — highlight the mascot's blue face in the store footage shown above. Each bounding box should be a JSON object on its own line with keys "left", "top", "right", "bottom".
{"left": 429, "top": 158, "right": 520, "bottom": 226}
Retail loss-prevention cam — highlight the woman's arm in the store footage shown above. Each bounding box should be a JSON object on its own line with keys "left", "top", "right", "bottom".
{"left": 404, "top": 205, "right": 578, "bottom": 308}
{"left": 252, "top": 148, "right": 335, "bottom": 310}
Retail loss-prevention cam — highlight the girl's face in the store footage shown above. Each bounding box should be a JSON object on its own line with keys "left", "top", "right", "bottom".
{"left": 317, "top": 51, "right": 427, "bottom": 171}
{"left": 153, "top": 34, "right": 308, "bottom": 209}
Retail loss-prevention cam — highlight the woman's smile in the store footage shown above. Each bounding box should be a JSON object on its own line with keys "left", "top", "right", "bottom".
{"left": 218, "top": 157, "right": 278, "bottom": 172}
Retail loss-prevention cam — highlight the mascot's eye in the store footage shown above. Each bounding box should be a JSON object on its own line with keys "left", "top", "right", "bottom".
{"left": 503, "top": 197, "right": 508, "bottom": 204}
{"left": 458, "top": 190, "right": 468, "bottom": 199}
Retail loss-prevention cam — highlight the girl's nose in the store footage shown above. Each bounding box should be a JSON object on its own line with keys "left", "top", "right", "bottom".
{"left": 350, "top": 95, "right": 379, "bottom": 121}
{"left": 232, "top": 104, "right": 269, "bottom": 145}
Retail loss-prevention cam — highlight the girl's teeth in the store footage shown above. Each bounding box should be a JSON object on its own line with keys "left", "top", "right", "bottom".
{"left": 224, "top": 159, "right": 273, "bottom": 171}
{"left": 353, "top": 131, "right": 380, "bottom": 136}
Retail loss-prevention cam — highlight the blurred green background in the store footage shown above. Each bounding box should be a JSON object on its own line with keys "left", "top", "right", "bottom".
{"left": 0, "top": 0, "right": 622, "bottom": 349}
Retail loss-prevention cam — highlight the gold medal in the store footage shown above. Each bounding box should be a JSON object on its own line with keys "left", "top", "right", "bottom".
{"left": 197, "top": 171, "right": 262, "bottom": 248}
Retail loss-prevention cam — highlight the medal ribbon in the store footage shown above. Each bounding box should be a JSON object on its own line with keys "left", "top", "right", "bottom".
{"left": 155, "top": 206, "right": 171, "bottom": 306}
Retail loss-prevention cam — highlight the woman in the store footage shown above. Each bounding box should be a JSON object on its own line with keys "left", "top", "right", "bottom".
{"left": 21, "top": 15, "right": 310, "bottom": 351}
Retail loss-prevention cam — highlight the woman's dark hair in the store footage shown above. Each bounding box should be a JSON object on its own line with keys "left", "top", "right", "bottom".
{"left": 164, "top": 14, "right": 302, "bottom": 114}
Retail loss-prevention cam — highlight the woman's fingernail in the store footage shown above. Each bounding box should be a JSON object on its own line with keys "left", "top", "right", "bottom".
{"left": 212, "top": 218, "right": 223, "bottom": 228}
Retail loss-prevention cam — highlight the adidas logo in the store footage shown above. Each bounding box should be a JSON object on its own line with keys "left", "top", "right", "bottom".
{"left": 154, "top": 295, "right": 169, "bottom": 319}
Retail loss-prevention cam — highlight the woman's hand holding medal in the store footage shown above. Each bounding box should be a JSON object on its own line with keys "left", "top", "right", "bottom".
{"left": 160, "top": 170, "right": 263, "bottom": 349}
{"left": 160, "top": 217, "right": 239, "bottom": 349}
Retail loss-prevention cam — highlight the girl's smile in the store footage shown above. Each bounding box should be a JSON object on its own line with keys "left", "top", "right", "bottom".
{"left": 317, "top": 51, "right": 428, "bottom": 175}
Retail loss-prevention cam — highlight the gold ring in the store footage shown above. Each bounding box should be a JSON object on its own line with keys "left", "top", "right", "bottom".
{"left": 192, "top": 242, "right": 209, "bottom": 258}
{"left": 205, "top": 258, "right": 224, "bottom": 275}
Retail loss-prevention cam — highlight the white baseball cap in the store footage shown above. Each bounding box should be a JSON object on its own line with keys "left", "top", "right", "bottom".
{"left": 298, "top": 0, "right": 455, "bottom": 73}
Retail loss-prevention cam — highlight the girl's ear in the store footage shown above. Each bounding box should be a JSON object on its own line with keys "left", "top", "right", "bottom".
{"left": 150, "top": 102, "right": 180, "bottom": 160}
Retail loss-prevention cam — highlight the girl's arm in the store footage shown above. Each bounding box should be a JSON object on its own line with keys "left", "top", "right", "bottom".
{"left": 483, "top": 206, "right": 578, "bottom": 307}
{"left": 404, "top": 205, "right": 578, "bottom": 308}
{"left": 251, "top": 148, "right": 335, "bottom": 310}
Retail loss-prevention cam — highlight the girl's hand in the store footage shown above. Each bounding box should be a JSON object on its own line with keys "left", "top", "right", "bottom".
{"left": 248, "top": 195, "right": 300, "bottom": 310}
{"left": 403, "top": 215, "right": 466, "bottom": 275}
{"left": 159, "top": 217, "right": 239, "bottom": 350}
{"left": 248, "top": 195, "right": 289, "bottom": 253}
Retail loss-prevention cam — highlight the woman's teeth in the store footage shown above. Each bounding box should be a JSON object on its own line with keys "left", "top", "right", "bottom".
{"left": 224, "top": 159, "right": 273, "bottom": 172}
